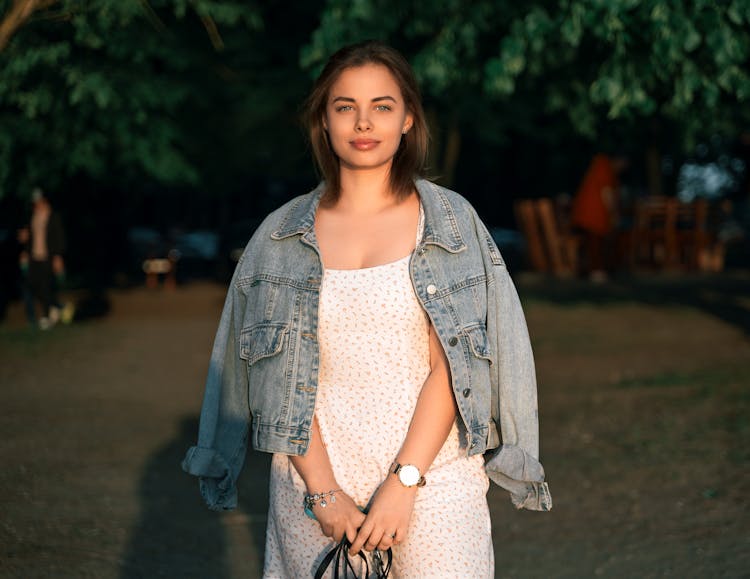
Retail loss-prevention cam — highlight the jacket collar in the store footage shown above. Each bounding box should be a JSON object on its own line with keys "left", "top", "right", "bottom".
{"left": 271, "top": 179, "right": 465, "bottom": 253}
{"left": 415, "top": 179, "right": 465, "bottom": 252}
{"left": 270, "top": 182, "right": 325, "bottom": 241}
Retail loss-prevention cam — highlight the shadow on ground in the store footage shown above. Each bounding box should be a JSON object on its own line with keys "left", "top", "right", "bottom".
{"left": 119, "top": 417, "right": 271, "bottom": 578}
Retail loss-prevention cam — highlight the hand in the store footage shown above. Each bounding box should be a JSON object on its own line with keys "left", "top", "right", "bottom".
{"left": 52, "top": 255, "right": 65, "bottom": 276}
{"left": 349, "top": 474, "right": 416, "bottom": 555}
{"left": 313, "top": 490, "right": 366, "bottom": 544}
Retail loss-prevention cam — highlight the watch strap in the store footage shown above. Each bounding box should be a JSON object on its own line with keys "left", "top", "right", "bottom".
{"left": 390, "top": 461, "right": 426, "bottom": 487}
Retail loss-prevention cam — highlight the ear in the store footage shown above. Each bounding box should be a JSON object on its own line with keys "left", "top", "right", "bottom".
{"left": 402, "top": 113, "right": 414, "bottom": 134}
{"left": 322, "top": 113, "right": 329, "bottom": 132}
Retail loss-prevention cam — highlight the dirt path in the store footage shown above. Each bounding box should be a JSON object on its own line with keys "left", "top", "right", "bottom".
{"left": 1, "top": 276, "right": 748, "bottom": 578}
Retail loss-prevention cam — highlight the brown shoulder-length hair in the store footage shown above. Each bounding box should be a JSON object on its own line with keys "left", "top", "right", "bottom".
{"left": 304, "top": 40, "right": 429, "bottom": 202}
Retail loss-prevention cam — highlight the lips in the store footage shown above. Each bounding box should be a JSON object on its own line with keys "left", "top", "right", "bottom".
{"left": 350, "top": 139, "right": 379, "bottom": 151}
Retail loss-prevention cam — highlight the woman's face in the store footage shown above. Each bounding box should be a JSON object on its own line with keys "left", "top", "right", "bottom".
{"left": 323, "top": 63, "right": 413, "bottom": 175}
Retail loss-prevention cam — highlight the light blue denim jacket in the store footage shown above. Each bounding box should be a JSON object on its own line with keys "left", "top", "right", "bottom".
{"left": 183, "top": 179, "right": 551, "bottom": 512}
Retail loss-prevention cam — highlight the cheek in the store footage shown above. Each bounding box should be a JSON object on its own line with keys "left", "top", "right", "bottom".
{"left": 324, "top": 115, "right": 347, "bottom": 140}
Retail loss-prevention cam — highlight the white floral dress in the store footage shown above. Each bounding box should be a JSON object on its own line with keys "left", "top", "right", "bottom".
{"left": 263, "top": 207, "right": 493, "bottom": 578}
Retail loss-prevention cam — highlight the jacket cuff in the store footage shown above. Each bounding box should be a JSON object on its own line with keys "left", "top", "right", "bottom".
{"left": 484, "top": 444, "right": 552, "bottom": 511}
{"left": 182, "top": 446, "right": 237, "bottom": 511}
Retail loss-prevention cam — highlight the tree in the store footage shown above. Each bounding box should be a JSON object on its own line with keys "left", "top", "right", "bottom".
{"left": 0, "top": 0, "right": 264, "bottom": 198}
{"left": 302, "top": 0, "right": 750, "bottom": 193}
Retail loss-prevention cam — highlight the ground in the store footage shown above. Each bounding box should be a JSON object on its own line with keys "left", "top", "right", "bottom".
{"left": 0, "top": 274, "right": 748, "bottom": 578}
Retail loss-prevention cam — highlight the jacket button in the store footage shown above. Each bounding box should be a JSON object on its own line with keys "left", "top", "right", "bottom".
{"left": 462, "top": 388, "right": 471, "bottom": 397}
{"left": 426, "top": 284, "right": 437, "bottom": 295}
{"left": 448, "top": 336, "right": 458, "bottom": 346}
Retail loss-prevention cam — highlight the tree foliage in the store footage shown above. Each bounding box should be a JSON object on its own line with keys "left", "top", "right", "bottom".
{"left": 303, "top": 0, "right": 750, "bottom": 144}
{"left": 3, "top": 0, "right": 749, "bottom": 204}
{"left": 0, "top": 0, "right": 264, "bottom": 198}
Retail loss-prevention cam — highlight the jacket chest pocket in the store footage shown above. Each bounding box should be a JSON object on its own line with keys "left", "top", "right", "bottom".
{"left": 240, "top": 322, "right": 289, "bottom": 366}
{"left": 240, "top": 322, "right": 291, "bottom": 419}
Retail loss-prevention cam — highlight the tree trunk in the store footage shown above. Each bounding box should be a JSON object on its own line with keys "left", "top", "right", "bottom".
{"left": 646, "top": 144, "right": 663, "bottom": 198}
{"left": 425, "top": 108, "right": 462, "bottom": 187}
{"left": 646, "top": 119, "right": 663, "bottom": 198}
{"left": 441, "top": 122, "right": 461, "bottom": 188}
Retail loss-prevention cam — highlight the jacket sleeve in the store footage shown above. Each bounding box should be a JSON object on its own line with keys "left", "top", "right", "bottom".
{"left": 472, "top": 212, "right": 552, "bottom": 511}
{"left": 182, "top": 271, "right": 250, "bottom": 511}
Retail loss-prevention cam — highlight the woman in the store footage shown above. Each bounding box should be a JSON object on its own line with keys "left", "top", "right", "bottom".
{"left": 183, "top": 41, "right": 550, "bottom": 578}
{"left": 570, "top": 152, "right": 629, "bottom": 281}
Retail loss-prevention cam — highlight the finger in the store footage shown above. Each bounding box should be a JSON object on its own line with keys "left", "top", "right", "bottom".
{"left": 349, "top": 521, "right": 374, "bottom": 555}
{"left": 332, "top": 527, "right": 344, "bottom": 543}
{"left": 365, "top": 528, "right": 385, "bottom": 552}
{"left": 377, "top": 530, "right": 397, "bottom": 551}
{"left": 345, "top": 523, "right": 358, "bottom": 544}
{"left": 353, "top": 509, "right": 366, "bottom": 527}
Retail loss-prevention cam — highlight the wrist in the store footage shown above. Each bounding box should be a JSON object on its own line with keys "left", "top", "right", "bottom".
{"left": 303, "top": 487, "right": 342, "bottom": 521}
{"left": 304, "top": 478, "right": 339, "bottom": 496}
{"left": 304, "top": 488, "right": 342, "bottom": 509}
{"left": 389, "top": 461, "right": 426, "bottom": 488}
{"left": 299, "top": 469, "right": 339, "bottom": 495}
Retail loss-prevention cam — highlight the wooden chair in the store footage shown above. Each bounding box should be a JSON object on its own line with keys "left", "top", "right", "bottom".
{"left": 536, "top": 198, "right": 579, "bottom": 276}
{"left": 674, "top": 199, "right": 709, "bottom": 270}
{"left": 630, "top": 197, "right": 677, "bottom": 269}
{"left": 631, "top": 197, "right": 713, "bottom": 271}
{"left": 514, "top": 199, "right": 549, "bottom": 273}
{"left": 514, "top": 198, "right": 579, "bottom": 276}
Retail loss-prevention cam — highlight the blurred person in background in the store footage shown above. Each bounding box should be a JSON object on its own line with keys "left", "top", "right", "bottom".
{"left": 19, "top": 187, "right": 69, "bottom": 329}
{"left": 183, "top": 41, "right": 550, "bottom": 578}
{"left": 571, "top": 152, "right": 629, "bottom": 282}
{"left": 16, "top": 227, "right": 37, "bottom": 324}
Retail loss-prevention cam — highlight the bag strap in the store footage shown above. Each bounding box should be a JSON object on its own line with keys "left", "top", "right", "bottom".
{"left": 373, "top": 547, "right": 393, "bottom": 577}
{"left": 314, "top": 537, "right": 392, "bottom": 579}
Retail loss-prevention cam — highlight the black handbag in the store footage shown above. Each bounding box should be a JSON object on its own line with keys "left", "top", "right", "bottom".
{"left": 314, "top": 536, "right": 392, "bottom": 579}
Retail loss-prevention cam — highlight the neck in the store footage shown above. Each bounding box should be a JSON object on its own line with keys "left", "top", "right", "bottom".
{"left": 335, "top": 165, "right": 399, "bottom": 213}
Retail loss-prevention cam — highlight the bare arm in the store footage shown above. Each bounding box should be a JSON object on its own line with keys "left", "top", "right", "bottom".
{"left": 289, "top": 416, "right": 366, "bottom": 542}
{"left": 396, "top": 324, "right": 457, "bottom": 473}
{"left": 350, "top": 323, "right": 457, "bottom": 554}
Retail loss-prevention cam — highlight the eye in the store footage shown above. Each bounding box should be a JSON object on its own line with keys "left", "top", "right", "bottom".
{"left": 335, "top": 105, "right": 354, "bottom": 112}
{"left": 375, "top": 104, "right": 392, "bottom": 111}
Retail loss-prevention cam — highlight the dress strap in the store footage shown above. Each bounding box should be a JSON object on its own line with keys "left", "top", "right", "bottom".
{"left": 415, "top": 202, "right": 425, "bottom": 246}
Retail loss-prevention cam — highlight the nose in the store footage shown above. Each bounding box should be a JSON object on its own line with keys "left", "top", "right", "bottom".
{"left": 355, "top": 111, "right": 372, "bottom": 132}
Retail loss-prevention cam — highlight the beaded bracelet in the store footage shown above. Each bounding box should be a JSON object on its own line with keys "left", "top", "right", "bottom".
{"left": 303, "top": 488, "right": 341, "bottom": 521}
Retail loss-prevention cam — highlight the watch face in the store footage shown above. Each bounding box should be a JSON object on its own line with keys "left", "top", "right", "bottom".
{"left": 398, "top": 464, "right": 421, "bottom": 487}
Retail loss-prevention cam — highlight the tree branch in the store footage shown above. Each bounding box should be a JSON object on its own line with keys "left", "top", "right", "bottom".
{"left": 199, "top": 13, "right": 224, "bottom": 51}
{"left": 138, "top": 0, "right": 166, "bottom": 33}
{"left": 0, "top": 0, "right": 58, "bottom": 52}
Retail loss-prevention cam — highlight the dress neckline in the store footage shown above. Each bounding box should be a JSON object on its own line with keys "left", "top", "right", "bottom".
{"left": 324, "top": 252, "right": 411, "bottom": 273}
{"left": 322, "top": 202, "right": 424, "bottom": 273}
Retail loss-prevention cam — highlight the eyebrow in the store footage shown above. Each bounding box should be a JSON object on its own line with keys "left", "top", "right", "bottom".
{"left": 331, "top": 96, "right": 398, "bottom": 104}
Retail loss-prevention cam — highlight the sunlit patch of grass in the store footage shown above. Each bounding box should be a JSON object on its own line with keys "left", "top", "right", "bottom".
{"left": 616, "top": 372, "right": 694, "bottom": 389}
{"left": 609, "top": 365, "right": 750, "bottom": 466}
{"left": 616, "top": 367, "right": 748, "bottom": 392}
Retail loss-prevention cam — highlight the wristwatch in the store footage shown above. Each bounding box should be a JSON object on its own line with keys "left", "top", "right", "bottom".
{"left": 390, "top": 461, "right": 426, "bottom": 488}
